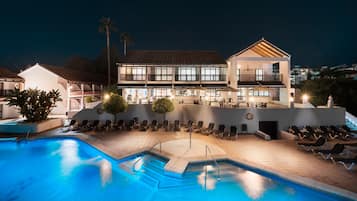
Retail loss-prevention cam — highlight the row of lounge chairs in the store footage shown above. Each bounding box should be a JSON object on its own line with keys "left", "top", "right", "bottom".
{"left": 64, "top": 119, "right": 241, "bottom": 140}
{"left": 288, "top": 125, "right": 354, "bottom": 141}
{"left": 296, "top": 137, "right": 357, "bottom": 170}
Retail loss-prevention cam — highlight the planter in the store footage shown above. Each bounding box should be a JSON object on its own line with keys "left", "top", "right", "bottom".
{"left": 0, "top": 118, "right": 63, "bottom": 134}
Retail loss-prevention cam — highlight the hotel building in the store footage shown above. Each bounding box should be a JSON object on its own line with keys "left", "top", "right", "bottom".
{"left": 118, "top": 39, "right": 292, "bottom": 107}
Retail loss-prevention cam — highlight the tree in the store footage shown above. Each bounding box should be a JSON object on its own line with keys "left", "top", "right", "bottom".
{"left": 6, "top": 88, "right": 62, "bottom": 122}
{"left": 99, "top": 17, "right": 117, "bottom": 86}
{"left": 152, "top": 98, "right": 174, "bottom": 121}
{"left": 120, "top": 32, "right": 133, "bottom": 56}
{"left": 102, "top": 94, "right": 127, "bottom": 122}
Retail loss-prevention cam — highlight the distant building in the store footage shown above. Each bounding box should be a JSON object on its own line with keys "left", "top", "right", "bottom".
{"left": 18, "top": 63, "right": 104, "bottom": 116}
{"left": 0, "top": 68, "right": 24, "bottom": 119}
{"left": 290, "top": 66, "right": 320, "bottom": 85}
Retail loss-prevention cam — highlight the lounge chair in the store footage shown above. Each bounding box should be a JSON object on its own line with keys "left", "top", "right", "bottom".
{"left": 289, "top": 125, "right": 311, "bottom": 139}
{"left": 214, "top": 124, "right": 225, "bottom": 137}
{"left": 62, "top": 119, "right": 76, "bottom": 132}
{"left": 139, "top": 120, "right": 149, "bottom": 131}
{"left": 297, "top": 137, "right": 326, "bottom": 151}
{"left": 174, "top": 120, "right": 180, "bottom": 131}
{"left": 87, "top": 120, "right": 99, "bottom": 131}
{"left": 185, "top": 120, "right": 194, "bottom": 132}
{"left": 201, "top": 123, "right": 214, "bottom": 135}
{"left": 320, "top": 126, "right": 338, "bottom": 140}
{"left": 331, "top": 155, "right": 357, "bottom": 170}
{"left": 72, "top": 120, "right": 88, "bottom": 131}
{"left": 333, "top": 125, "right": 352, "bottom": 140}
{"left": 151, "top": 120, "right": 158, "bottom": 131}
{"left": 305, "top": 126, "right": 324, "bottom": 139}
{"left": 102, "top": 120, "right": 112, "bottom": 131}
{"left": 312, "top": 143, "right": 345, "bottom": 159}
{"left": 194, "top": 121, "right": 204, "bottom": 132}
{"left": 126, "top": 120, "right": 134, "bottom": 130}
{"left": 162, "top": 120, "right": 169, "bottom": 131}
{"left": 229, "top": 126, "right": 238, "bottom": 139}
{"left": 115, "top": 120, "right": 125, "bottom": 130}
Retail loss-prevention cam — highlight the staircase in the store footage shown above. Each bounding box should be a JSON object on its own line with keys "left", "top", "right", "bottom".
{"left": 119, "top": 154, "right": 254, "bottom": 190}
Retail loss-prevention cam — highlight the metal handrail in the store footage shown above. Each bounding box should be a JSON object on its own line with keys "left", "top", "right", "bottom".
{"left": 205, "top": 145, "right": 221, "bottom": 181}
{"left": 132, "top": 140, "right": 162, "bottom": 172}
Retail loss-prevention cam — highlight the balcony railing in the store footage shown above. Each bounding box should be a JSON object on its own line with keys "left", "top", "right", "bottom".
{"left": 120, "top": 74, "right": 146, "bottom": 81}
{"left": 238, "top": 73, "right": 283, "bottom": 84}
{"left": 70, "top": 90, "right": 101, "bottom": 96}
{"left": 120, "top": 73, "right": 226, "bottom": 82}
{"left": 0, "top": 89, "right": 14, "bottom": 97}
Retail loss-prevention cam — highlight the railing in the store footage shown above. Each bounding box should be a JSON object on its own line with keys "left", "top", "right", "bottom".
{"left": 119, "top": 74, "right": 146, "bottom": 81}
{"left": 205, "top": 145, "right": 221, "bottom": 181}
{"left": 70, "top": 90, "right": 101, "bottom": 96}
{"left": 132, "top": 140, "right": 162, "bottom": 172}
{"left": 148, "top": 74, "right": 173, "bottom": 81}
{"left": 238, "top": 73, "right": 282, "bottom": 82}
{"left": 0, "top": 89, "right": 14, "bottom": 97}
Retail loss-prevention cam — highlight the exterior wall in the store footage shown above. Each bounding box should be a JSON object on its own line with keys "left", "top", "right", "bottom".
{"left": 73, "top": 104, "right": 345, "bottom": 134}
{"left": 227, "top": 51, "right": 291, "bottom": 105}
{"left": 0, "top": 80, "right": 24, "bottom": 119}
{"left": 18, "top": 65, "right": 68, "bottom": 115}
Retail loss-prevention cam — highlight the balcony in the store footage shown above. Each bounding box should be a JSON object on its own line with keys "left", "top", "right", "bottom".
{"left": 238, "top": 73, "right": 283, "bottom": 85}
{"left": 0, "top": 89, "right": 13, "bottom": 97}
{"left": 119, "top": 74, "right": 226, "bottom": 82}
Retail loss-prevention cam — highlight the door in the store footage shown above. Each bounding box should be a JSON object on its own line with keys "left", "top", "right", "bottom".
{"left": 259, "top": 121, "right": 278, "bottom": 139}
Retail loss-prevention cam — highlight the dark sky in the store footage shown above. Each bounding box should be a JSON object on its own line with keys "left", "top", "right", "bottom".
{"left": 1, "top": 0, "right": 356, "bottom": 69}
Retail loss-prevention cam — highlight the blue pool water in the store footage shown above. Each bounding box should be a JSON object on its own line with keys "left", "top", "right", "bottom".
{"left": 0, "top": 138, "right": 354, "bottom": 201}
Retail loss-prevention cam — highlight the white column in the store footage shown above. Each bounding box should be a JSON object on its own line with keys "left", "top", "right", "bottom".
{"left": 67, "top": 82, "right": 71, "bottom": 113}
{"left": 80, "top": 84, "right": 84, "bottom": 109}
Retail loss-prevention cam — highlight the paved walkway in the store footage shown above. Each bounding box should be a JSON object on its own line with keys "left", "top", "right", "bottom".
{"left": 37, "top": 128, "right": 357, "bottom": 198}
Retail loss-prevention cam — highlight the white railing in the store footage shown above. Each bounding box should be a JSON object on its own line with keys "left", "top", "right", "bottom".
{"left": 346, "top": 112, "right": 357, "bottom": 128}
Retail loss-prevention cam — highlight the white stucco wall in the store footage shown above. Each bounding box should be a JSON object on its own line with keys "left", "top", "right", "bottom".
{"left": 18, "top": 64, "right": 68, "bottom": 115}
{"left": 73, "top": 104, "right": 345, "bottom": 134}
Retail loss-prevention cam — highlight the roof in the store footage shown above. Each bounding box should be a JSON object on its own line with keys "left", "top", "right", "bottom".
{"left": 118, "top": 50, "right": 227, "bottom": 65}
{"left": 230, "top": 38, "right": 290, "bottom": 59}
{"left": 21, "top": 64, "right": 105, "bottom": 84}
{"left": 0, "top": 68, "right": 23, "bottom": 79}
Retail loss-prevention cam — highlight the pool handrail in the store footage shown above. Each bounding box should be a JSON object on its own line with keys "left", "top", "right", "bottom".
{"left": 205, "top": 145, "right": 221, "bottom": 181}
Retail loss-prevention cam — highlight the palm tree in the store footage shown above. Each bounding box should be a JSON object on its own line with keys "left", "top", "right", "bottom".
{"left": 99, "top": 17, "right": 117, "bottom": 86}
{"left": 120, "top": 32, "right": 133, "bottom": 56}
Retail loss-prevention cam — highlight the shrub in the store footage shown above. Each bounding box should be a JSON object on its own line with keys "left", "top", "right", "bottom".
{"left": 102, "top": 94, "right": 128, "bottom": 121}
{"left": 152, "top": 98, "right": 174, "bottom": 120}
{"left": 6, "top": 88, "right": 62, "bottom": 122}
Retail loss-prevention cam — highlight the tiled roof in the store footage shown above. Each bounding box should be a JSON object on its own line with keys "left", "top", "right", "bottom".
{"left": 118, "top": 50, "right": 227, "bottom": 65}
{"left": 0, "top": 68, "right": 23, "bottom": 79}
{"left": 39, "top": 64, "right": 106, "bottom": 84}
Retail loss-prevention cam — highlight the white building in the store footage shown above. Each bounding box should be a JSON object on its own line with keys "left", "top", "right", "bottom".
{"left": 117, "top": 51, "right": 228, "bottom": 105}
{"left": 227, "top": 38, "right": 292, "bottom": 105}
{"left": 0, "top": 68, "right": 24, "bottom": 119}
{"left": 18, "top": 63, "right": 104, "bottom": 116}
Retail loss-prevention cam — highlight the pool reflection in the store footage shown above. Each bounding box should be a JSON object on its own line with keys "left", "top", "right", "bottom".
{"left": 59, "top": 140, "right": 80, "bottom": 175}
{"left": 197, "top": 165, "right": 217, "bottom": 190}
{"left": 100, "top": 159, "right": 112, "bottom": 186}
{"left": 235, "top": 170, "right": 271, "bottom": 199}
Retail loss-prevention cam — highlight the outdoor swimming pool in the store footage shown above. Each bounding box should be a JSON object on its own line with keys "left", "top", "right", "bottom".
{"left": 0, "top": 138, "right": 354, "bottom": 201}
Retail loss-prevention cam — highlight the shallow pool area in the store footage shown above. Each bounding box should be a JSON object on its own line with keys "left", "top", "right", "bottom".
{"left": 0, "top": 138, "right": 354, "bottom": 201}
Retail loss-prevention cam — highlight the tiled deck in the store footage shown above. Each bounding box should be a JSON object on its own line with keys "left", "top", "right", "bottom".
{"left": 37, "top": 129, "right": 357, "bottom": 198}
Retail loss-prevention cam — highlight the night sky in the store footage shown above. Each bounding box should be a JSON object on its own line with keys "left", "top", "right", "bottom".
{"left": 1, "top": 0, "right": 356, "bottom": 69}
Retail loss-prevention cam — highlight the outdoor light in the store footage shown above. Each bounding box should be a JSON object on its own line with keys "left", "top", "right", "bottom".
{"left": 302, "top": 94, "right": 309, "bottom": 103}
{"left": 289, "top": 97, "right": 294, "bottom": 102}
{"left": 104, "top": 93, "right": 110, "bottom": 101}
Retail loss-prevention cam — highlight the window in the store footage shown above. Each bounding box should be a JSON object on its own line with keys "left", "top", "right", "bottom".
{"left": 125, "top": 67, "right": 146, "bottom": 80}
{"left": 255, "top": 69, "right": 263, "bottom": 81}
{"left": 152, "top": 88, "right": 171, "bottom": 97}
{"left": 248, "top": 89, "right": 270, "bottom": 97}
{"left": 205, "top": 89, "right": 220, "bottom": 101}
{"left": 237, "top": 88, "right": 245, "bottom": 101}
{"left": 201, "top": 67, "right": 222, "bottom": 81}
{"left": 236, "top": 69, "right": 240, "bottom": 81}
{"left": 272, "top": 63, "right": 280, "bottom": 73}
{"left": 155, "top": 67, "right": 172, "bottom": 81}
{"left": 178, "top": 67, "right": 197, "bottom": 81}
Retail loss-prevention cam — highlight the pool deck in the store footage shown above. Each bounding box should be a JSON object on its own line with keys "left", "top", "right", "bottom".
{"left": 17, "top": 128, "right": 357, "bottom": 199}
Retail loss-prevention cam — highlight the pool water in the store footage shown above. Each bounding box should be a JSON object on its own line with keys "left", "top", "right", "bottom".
{"left": 0, "top": 138, "right": 354, "bottom": 201}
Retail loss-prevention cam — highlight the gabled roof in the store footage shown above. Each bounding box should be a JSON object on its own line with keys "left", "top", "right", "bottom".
{"left": 118, "top": 50, "right": 227, "bottom": 65}
{"left": 230, "top": 38, "right": 290, "bottom": 59}
{"left": 20, "top": 63, "right": 105, "bottom": 84}
{"left": 0, "top": 68, "right": 23, "bottom": 80}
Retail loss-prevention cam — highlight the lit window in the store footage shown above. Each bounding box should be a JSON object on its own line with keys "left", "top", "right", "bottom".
{"left": 255, "top": 69, "right": 263, "bottom": 81}
{"left": 178, "top": 67, "right": 197, "bottom": 81}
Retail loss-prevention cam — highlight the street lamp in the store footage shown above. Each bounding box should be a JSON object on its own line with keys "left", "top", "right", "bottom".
{"left": 302, "top": 94, "right": 309, "bottom": 104}
{"left": 104, "top": 93, "right": 110, "bottom": 101}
